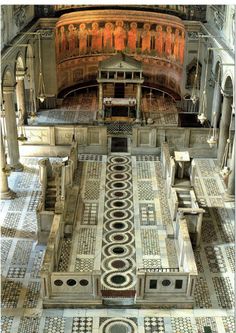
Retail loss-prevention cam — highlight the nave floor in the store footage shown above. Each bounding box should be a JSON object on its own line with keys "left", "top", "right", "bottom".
{"left": 0, "top": 155, "right": 234, "bottom": 332}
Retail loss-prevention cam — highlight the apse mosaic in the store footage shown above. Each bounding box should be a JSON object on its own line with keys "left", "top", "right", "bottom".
{"left": 56, "top": 10, "right": 184, "bottom": 96}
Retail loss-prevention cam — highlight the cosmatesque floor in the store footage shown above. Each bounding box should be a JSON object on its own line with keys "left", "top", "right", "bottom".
{"left": 0, "top": 155, "right": 235, "bottom": 332}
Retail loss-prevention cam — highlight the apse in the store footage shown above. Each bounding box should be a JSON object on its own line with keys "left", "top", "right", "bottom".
{"left": 55, "top": 9, "right": 186, "bottom": 100}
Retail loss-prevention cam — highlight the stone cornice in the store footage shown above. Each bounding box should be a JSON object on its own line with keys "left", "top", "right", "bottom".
{"left": 56, "top": 9, "right": 185, "bottom": 30}
{"left": 1, "top": 18, "right": 57, "bottom": 64}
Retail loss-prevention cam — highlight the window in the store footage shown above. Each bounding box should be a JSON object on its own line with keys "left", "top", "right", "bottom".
{"left": 66, "top": 279, "right": 77, "bottom": 286}
{"left": 54, "top": 279, "right": 63, "bottom": 286}
{"left": 149, "top": 279, "right": 157, "bottom": 289}
{"left": 162, "top": 279, "right": 171, "bottom": 287}
{"left": 175, "top": 280, "right": 183, "bottom": 289}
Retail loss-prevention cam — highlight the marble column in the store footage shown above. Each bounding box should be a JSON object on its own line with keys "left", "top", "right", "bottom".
{"left": 0, "top": 128, "right": 16, "bottom": 199}
{"left": 136, "top": 83, "right": 141, "bottom": 121}
{"left": 211, "top": 81, "right": 222, "bottom": 127}
{"left": 3, "top": 86, "right": 23, "bottom": 171}
{"left": 217, "top": 93, "right": 233, "bottom": 164}
{"left": 98, "top": 83, "right": 103, "bottom": 119}
{"left": 16, "top": 70, "right": 28, "bottom": 125}
{"left": 225, "top": 138, "right": 235, "bottom": 198}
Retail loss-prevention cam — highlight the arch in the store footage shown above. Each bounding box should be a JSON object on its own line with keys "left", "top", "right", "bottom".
{"left": 2, "top": 66, "right": 15, "bottom": 87}
{"left": 15, "top": 52, "right": 25, "bottom": 73}
{"left": 212, "top": 54, "right": 223, "bottom": 79}
{"left": 185, "top": 57, "right": 202, "bottom": 89}
{"left": 222, "top": 73, "right": 234, "bottom": 94}
{"left": 214, "top": 61, "right": 222, "bottom": 84}
{"left": 25, "top": 43, "right": 35, "bottom": 87}
{"left": 25, "top": 42, "right": 37, "bottom": 114}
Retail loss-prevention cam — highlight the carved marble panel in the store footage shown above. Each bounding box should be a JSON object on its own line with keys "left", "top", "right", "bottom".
{"left": 55, "top": 127, "right": 74, "bottom": 145}
{"left": 25, "top": 127, "right": 50, "bottom": 145}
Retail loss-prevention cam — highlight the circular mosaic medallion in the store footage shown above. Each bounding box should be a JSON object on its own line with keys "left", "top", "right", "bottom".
{"left": 103, "top": 271, "right": 136, "bottom": 289}
{"left": 104, "top": 257, "right": 135, "bottom": 272}
{"left": 105, "top": 198, "right": 132, "bottom": 210}
{"left": 106, "top": 189, "right": 131, "bottom": 200}
{"left": 103, "top": 220, "right": 133, "bottom": 232}
{"left": 106, "top": 180, "right": 132, "bottom": 191}
{"left": 109, "top": 156, "right": 129, "bottom": 164}
{"left": 99, "top": 317, "right": 137, "bottom": 333}
{"left": 106, "top": 208, "right": 133, "bottom": 220}
{"left": 104, "top": 231, "right": 134, "bottom": 245}
{"left": 103, "top": 243, "right": 135, "bottom": 258}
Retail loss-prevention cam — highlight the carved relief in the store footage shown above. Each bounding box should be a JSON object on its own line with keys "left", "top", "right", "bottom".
{"left": 190, "top": 132, "right": 209, "bottom": 146}
{"left": 55, "top": 129, "right": 73, "bottom": 145}
{"left": 13, "top": 5, "right": 27, "bottom": 28}
{"left": 27, "top": 130, "right": 49, "bottom": 144}
{"left": 213, "top": 10, "right": 224, "bottom": 30}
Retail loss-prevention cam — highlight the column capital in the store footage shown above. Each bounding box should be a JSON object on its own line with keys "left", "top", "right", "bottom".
{"left": 3, "top": 85, "right": 15, "bottom": 94}
{"left": 16, "top": 69, "right": 26, "bottom": 81}
{"left": 221, "top": 89, "right": 233, "bottom": 98}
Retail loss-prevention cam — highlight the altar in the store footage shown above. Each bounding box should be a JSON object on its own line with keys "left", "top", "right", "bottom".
{"left": 97, "top": 53, "right": 143, "bottom": 120}
{"left": 103, "top": 97, "right": 136, "bottom": 118}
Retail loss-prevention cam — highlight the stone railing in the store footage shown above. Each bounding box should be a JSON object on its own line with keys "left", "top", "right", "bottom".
{"left": 20, "top": 125, "right": 218, "bottom": 158}
{"left": 136, "top": 271, "right": 196, "bottom": 308}
{"left": 40, "top": 208, "right": 102, "bottom": 307}
{"left": 136, "top": 217, "right": 198, "bottom": 308}
{"left": 37, "top": 141, "right": 79, "bottom": 243}
{"left": 20, "top": 125, "right": 107, "bottom": 156}
{"left": 132, "top": 126, "right": 219, "bottom": 157}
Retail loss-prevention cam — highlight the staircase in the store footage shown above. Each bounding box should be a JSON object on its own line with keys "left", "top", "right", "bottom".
{"left": 45, "top": 179, "right": 57, "bottom": 211}
{"left": 177, "top": 190, "right": 192, "bottom": 208}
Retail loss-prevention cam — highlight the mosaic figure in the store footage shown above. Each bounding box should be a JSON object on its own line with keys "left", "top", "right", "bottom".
{"left": 90, "top": 22, "right": 102, "bottom": 52}
{"left": 103, "top": 22, "right": 114, "bottom": 50}
{"left": 114, "top": 20, "right": 126, "bottom": 51}
{"left": 173, "top": 28, "right": 180, "bottom": 60}
{"left": 60, "top": 26, "right": 66, "bottom": 53}
{"left": 165, "top": 26, "right": 172, "bottom": 58}
{"left": 179, "top": 30, "right": 185, "bottom": 64}
{"left": 68, "top": 24, "right": 76, "bottom": 52}
{"left": 128, "top": 22, "right": 137, "bottom": 52}
{"left": 78, "top": 23, "right": 88, "bottom": 54}
{"left": 155, "top": 25, "right": 163, "bottom": 56}
{"left": 141, "top": 23, "right": 151, "bottom": 52}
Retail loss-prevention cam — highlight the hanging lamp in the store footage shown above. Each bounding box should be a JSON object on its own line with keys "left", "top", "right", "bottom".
{"left": 17, "top": 122, "right": 28, "bottom": 142}
{"left": 197, "top": 47, "right": 210, "bottom": 125}
{"left": 37, "top": 34, "right": 46, "bottom": 103}
{"left": 29, "top": 86, "right": 37, "bottom": 119}
{"left": 219, "top": 114, "right": 232, "bottom": 176}
{"left": 0, "top": 101, "right": 7, "bottom": 140}
{"left": 207, "top": 112, "right": 217, "bottom": 147}
{"left": 190, "top": 36, "right": 201, "bottom": 107}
